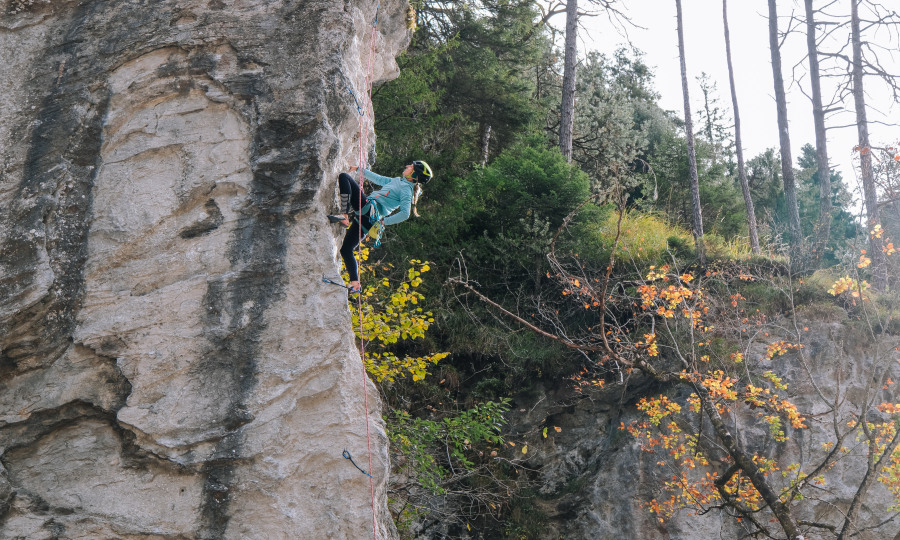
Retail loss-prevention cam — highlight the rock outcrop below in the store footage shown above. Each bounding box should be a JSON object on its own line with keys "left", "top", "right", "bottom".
{"left": 0, "top": 1, "right": 406, "bottom": 538}
{"left": 492, "top": 314, "right": 900, "bottom": 540}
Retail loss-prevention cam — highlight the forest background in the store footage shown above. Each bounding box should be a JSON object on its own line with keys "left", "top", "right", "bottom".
{"left": 586, "top": 1, "right": 898, "bottom": 191}
{"left": 349, "top": 0, "right": 900, "bottom": 538}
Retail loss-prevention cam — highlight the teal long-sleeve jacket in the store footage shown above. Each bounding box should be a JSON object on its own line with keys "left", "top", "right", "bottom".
{"left": 363, "top": 169, "right": 415, "bottom": 226}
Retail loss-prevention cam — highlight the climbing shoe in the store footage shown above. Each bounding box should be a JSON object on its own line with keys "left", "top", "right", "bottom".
{"left": 328, "top": 214, "right": 350, "bottom": 225}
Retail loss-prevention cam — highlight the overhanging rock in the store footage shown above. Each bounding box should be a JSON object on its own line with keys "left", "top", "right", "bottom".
{"left": 0, "top": 1, "right": 407, "bottom": 538}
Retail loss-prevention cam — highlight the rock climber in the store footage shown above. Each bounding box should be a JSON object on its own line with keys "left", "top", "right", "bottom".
{"left": 328, "top": 160, "right": 433, "bottom": 293}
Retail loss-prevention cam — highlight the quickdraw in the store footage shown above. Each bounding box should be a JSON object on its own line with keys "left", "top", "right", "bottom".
{"left": 322, "top": 276, "right": 361, "bottom": 294}
{"left": 343, "top": 449, "right": 373, "bottom": 478}
{"left": 346, "top": 85, "right": 366, "bottom": 117}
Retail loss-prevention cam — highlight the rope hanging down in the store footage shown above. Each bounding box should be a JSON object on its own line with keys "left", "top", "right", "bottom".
{"left": 351, "top": 4, "right": 381, "bottom": 540}
{"left": 344, "top": 2, "right": 380, "bottom": 118}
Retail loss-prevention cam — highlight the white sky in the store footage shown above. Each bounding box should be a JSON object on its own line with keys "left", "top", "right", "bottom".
{"left": 576, "top": 0, "right": 899, "bottom": 192}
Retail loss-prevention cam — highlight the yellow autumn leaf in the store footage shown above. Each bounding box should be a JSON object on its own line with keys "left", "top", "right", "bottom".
{"left": 522, "top": 445, "right": 528, "bottom": 454}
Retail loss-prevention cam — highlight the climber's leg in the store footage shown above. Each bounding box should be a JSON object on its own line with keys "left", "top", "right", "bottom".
{"left": 339, "top": 213, "right": 373, "bottom": 288}
{"left": 339, "top": 172, "right": 367, "bottom": 214}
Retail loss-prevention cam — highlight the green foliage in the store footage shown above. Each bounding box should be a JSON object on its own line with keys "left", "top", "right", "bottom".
{"left": 455, "top": 138, "right": 590, "bottom": 280}
{"left": 695, "top": 72, "right": 735, "bottom": 167}
{"left": 704, "top": 233, "right": 752, "bottom": 260}
{"left": 341, "top": 244, "right": 517, "bottom": 531}
{"left": 746, "top": 145, "right": 858, "bottom": 262}
{"left": 795, "top": 144, "right": 859, "bottom": 264}
{"left": 373, "top": 38, "right": 473, "bottom": 179}
{"left": 374, "top": 0, "right": 550, "bottom": 176}
{"left": 385, "top": 136, "right": 592, "bottom": 308}
{"left": 472, "top": 377, "right": 504, "bottom": 399}
{"left": 472, "top": 138, "right": 591, "bottom": 229}
{"left": 391, "top": 501, "right": 427, "bottom": 539}
{"left": 359, "top": 0, "right": 875, "bottom": 534}
{"left": 569, "top": 50, "right": 661, "bottom": 193}
{"left": 501, "top": 491, "right": 551, "bottom": 539}
{"left": 348, "top": 249, "right": 449, "bottom": 382}
{"left": 389, "top": 398, "right": 511, "bottom": 494}
{"left": 650, "top": 130, "right": 749, "bottom": 239}
{"left": 603, "top": 210, "right": 693, "bottom": 264}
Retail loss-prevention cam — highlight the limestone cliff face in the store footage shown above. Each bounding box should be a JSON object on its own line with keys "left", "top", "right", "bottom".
{"left": 481, "top": 314, "right": 900, "bottom": 540}
{"left": 0, "top": 1, "right": 406, "bottom": 538}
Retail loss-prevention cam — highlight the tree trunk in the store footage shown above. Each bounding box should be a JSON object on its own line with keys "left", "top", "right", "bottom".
{"left": 699, "top": 77, "right": 718, "bottom": 167}
{"left": 768, "top": 0, "right": 804, "bottom": 262}
{"left": 559, "top": 0, "right": 577, "bottom": 162}
{"left": 675, "top": 0, "right": 705, "bottom": 263}
{"left": 723, "top": 0, "right": 761, "bottom": 254}
{"left": 837, "top": 426, "right": 900, "bottom": 539}
{"left": 850, "top": 0, "right": 888, "bottom": 290}
{"left": 804, "top": 0, "right": 832, "bottom": 262}
{"left": 696, "top": 387, "right": 802, "bottom": 539}
{"left": 481, "top": 122, "right": 492, "bottom": 167}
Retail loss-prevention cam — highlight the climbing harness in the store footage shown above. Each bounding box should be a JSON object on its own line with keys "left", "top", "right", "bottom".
{"left": 356, "top": 201, "right": 385, "bottom": 247}
{"left": 343, "top": 449, "right": 373, "bottom": 478}
{"left": 366, "top": 219, "right": 383, "bottom": 245}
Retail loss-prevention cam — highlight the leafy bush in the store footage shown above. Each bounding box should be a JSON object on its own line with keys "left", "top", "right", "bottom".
{"left": 704, "top": 233, "right": 752, "bottom": 260}
{"left": 389, "top": 399, "right": 511, "bottom": 494}
{"left": 601, "top": 210, "right": 692, "bottom": 264}
{"left": 348, "top": 249, "right": 449, "bottom": 382}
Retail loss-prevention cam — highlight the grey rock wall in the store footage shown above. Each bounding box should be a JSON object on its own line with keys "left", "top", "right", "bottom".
{"left": 494, "top": 313, "right": 900, "bottom": 540}
{"left": 0, "top": 0, "right": 406, "bottom": 538}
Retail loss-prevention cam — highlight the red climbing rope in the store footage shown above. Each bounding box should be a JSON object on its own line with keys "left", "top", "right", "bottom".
{"left": 353, "top": 4, "right": 381, "bottom": 540}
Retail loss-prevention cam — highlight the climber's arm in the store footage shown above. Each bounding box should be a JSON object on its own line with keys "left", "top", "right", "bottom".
{"left": 382, "top": 191, "right": 412, "bottom": 226}
{"left": 362, "top": 168, "right": 392, "bottom": 187}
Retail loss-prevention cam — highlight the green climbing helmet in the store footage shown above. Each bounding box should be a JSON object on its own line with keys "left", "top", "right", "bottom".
{"left": 411, "top": 160, "right": 433, "bottom": 184}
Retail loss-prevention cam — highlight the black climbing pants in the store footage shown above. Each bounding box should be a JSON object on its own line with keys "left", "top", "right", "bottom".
{"left": 338, "top": 172, "right": 373, "bottom": 282}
